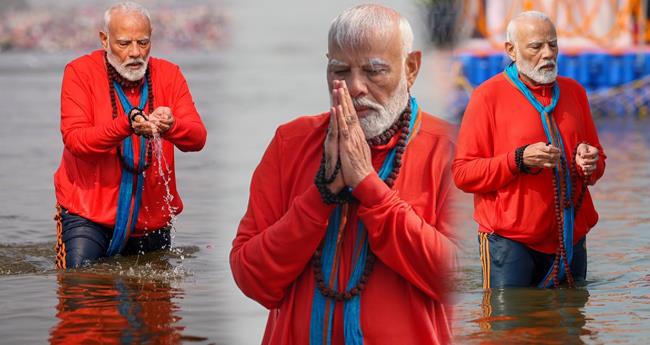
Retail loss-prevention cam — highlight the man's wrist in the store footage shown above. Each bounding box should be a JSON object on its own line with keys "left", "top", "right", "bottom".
{"left": 315, "top": 154, "right": 353, "bottom": 204}
{"left": 515, "top": 145, "right": 530, "bottom": 174}
{"left": 128, "top": 108, "right": 147, "bottom": 130}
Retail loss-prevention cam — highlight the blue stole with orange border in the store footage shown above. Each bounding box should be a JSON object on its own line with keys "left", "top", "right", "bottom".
{"left": 503, "top": 63, "right": 574, "bottom": 288}
{"left": 309, "top": 97, "right": 420, "bottom": 344}
{"left": 106, "top": 81, "right": 148, "bottom": 256}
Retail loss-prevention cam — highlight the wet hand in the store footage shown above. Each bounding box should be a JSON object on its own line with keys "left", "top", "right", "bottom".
{"left": 130, "top": 110, "right": 158, "bottom": 137}
{"left": 334, "top": 80, "right": 373, "bottom": 188}
{"left": 149, "top": 106, "right": 175, "bottom": 134}
{"left": 523, "top": 142, "right": 561, "bottom": 169}
{"left": 575, "top": 143, "right": 599, "bottom": 176}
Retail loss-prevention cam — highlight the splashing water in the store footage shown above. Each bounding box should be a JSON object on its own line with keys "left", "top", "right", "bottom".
{"left": 148, "top": 134, "right": 184, "bottom": 259}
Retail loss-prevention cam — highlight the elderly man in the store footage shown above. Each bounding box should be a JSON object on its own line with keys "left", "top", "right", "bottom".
{"left": 53, "top": 2, "right": 207, "bottom": 268}
{"left": 230, "top": 4, "right": 457, "bottom": 345}
{"left": 453, "top": 11, "right": 606, "bottom": 289}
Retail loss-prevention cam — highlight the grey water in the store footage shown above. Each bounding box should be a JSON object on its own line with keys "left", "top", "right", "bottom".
{"left": 1, "top": 0, "right": 649, "bottom": 344}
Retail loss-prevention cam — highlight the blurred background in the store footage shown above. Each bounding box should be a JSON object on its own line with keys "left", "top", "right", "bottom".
{"left": 0, "top": 0, "right": 648, "bottom": 344}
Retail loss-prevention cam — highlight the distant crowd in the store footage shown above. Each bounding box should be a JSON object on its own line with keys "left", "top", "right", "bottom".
{"left": 0, "top": 4, "right": 228, "bottom": 52}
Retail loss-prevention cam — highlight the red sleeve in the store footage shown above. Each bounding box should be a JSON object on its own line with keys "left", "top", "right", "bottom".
{"left": 452, "top": 89, "right": 518, "bottom": 193}
{"left": 575, "top": 87, "right": 606, "bottom": 185}
{"left": 230, "top": 129, "right": 334, "bottom": 309}
{"left": 60, "top": 64, "right": 132, "bottom": 159}
{"left": 161, "top": 66, "right": 207, "bottom": 152}
{"left": 353, "top": 171, "right": 457, "bottom": 303}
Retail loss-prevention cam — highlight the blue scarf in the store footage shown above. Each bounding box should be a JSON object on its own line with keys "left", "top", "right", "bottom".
{"left": 504, "top": 63, "right": 574, "bottom": 288}
{"left": 309, "top": 97, "right": 419, "bottom": 345}
{"left": 106, "top": 80, "right": 149, "bottom": 256}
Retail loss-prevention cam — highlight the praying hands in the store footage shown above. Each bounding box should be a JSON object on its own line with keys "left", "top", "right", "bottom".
{"left": 325, "top": 80, "right": 373, "bottom": 191}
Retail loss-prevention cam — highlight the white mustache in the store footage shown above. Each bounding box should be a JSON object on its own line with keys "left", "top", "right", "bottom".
{"left": 537, "top": 61, "right": 556, "bottom": 69}
{"left": 352, "top": 98, "right": 383, "bottom": 112}
{"left": 123, "top": 58, "right": 146, "bottom": 67}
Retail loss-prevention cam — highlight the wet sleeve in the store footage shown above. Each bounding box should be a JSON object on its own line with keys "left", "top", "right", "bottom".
{"left": 230, "top": 128, "right": 334, "bottom": 309}
{"left": 161, "top": 66, "right": 207, "bottom": 152}
{"left": 60, "top": 64, "right": 132, "bottom": 159}
{"left": 452, "top": 89, "right": 518, "bottom": 193}
{"left": 353, "top": 145, "right": 458, "bottom": 303}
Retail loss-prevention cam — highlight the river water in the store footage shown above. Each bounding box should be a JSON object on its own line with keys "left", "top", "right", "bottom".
{"left": 0, "top": 0, "right": 649, "bottom": 344}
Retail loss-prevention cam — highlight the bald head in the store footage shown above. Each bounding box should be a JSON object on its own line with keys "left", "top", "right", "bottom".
{"left": 328, "top": 4, "right": 413, "bottom": 58}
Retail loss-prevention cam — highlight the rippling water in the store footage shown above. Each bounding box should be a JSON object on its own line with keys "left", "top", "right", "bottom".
{"left": 1, "top": 1, "right": 649, "bottom": 344}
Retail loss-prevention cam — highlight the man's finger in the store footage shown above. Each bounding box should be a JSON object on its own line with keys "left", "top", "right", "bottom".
{"left": 544, "top": 146, "right": 560, "bottom": 153}
{"left": 332, "top": 88, "right": 340, "bottom": 108}
{"left": 582, "top": 152, "right": 598, "bottom": 159}
{"left": 341, "top": 81, "right": 358, "bottom": 124}
{"left": 337, "top": 82, "right": 350, "bottom": 120}
{"left": 337, "top": 104, "right": 350, "bottom": 139}
{"left": 329, "top": 107, "right": 338, "bottom": 136}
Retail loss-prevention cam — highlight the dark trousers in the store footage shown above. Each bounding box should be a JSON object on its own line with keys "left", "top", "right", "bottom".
{"left": 478, "top": 232, "right": 587, "bottom": 288}
{"left": 56, "top": 207, "right": 171, "bottom": 268}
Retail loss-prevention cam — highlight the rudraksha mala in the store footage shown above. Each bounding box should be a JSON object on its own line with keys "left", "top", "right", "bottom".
{"left": 105, "top": 53, "right": 154, "bottom": 174}
{"left": 312, "top": 102, "right": 413, "bottom": 300}
{"left": 550, "top": 159, "right": 576, "bottom": 289}
{"left": 550, "top": 142, "right": 595, "bottom": 287}
{"left": 515, "top": 145, "right": 530, "bottom": 173}
{"left": 571, "top": 142, "right": 591, "bottom": 215}
{"left": 312, "top": 248, "right": 376, "bottom": 301}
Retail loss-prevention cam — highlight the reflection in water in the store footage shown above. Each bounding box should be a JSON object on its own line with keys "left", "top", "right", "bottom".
{"left": 49, "top": 271, "right": 185, "bottom": 345}
{"left": 472, "top": 288, "right": 591, "bottom": 344}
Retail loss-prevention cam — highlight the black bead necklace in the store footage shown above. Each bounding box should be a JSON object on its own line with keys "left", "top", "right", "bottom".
{"left": 312, "top": 102, "right": 413, "bottom": 301}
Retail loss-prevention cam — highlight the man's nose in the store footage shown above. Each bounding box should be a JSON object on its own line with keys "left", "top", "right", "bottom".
{"left": 541, "top": 44, "right": 556, "bottom": 60}
{"left": 346, "top": 71, "right": 368, "bottom": 99}
{"left": 128, "top": 41, "right": 142, "bottom": 59}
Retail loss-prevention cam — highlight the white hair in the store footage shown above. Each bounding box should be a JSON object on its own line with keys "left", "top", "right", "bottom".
{"left": 506, "top": 11, "right": 552, "bottom": 44}
{"left": 328, "top": 4, "right": 414, "bottom": 57}
{"left": 103, "top": 1, "right": 151, "bottom": 33}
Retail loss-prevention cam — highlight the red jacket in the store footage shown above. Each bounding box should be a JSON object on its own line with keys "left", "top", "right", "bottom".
{"left": 453, "top": 73, "right": 606, "bottom": 253}
{"left": 231, "top": 111, "right": 457, "bottom": 345}
{"left": 54, "top": 50, "right": 207, "bottom": 234}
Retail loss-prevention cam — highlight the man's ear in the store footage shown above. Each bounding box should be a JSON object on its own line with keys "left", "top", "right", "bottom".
{"left": 99, "top": 31, "right": 109, "bottom": 51}
{"left": 505, "top": 41, "right": 516, "bottom": 62}
{"left": 405, "top": 51, "right": 422, "bottom": 90}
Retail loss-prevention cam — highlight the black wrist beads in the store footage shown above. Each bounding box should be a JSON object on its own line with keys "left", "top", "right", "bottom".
{"left": 515, "top": 144, "right": 531, "bottom": 174}
{"left": 314, "top": 155, "right": 353, "bottom": 204}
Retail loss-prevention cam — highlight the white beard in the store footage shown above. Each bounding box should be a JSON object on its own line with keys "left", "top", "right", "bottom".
{"left": 515, "top": 48, "right": 557, "bottom": 84}
{"left": 106, "top": 47, "right": 149, "bottom": 81}
{"left": 352, "top": 76, "right": 409, "bottom": 139}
